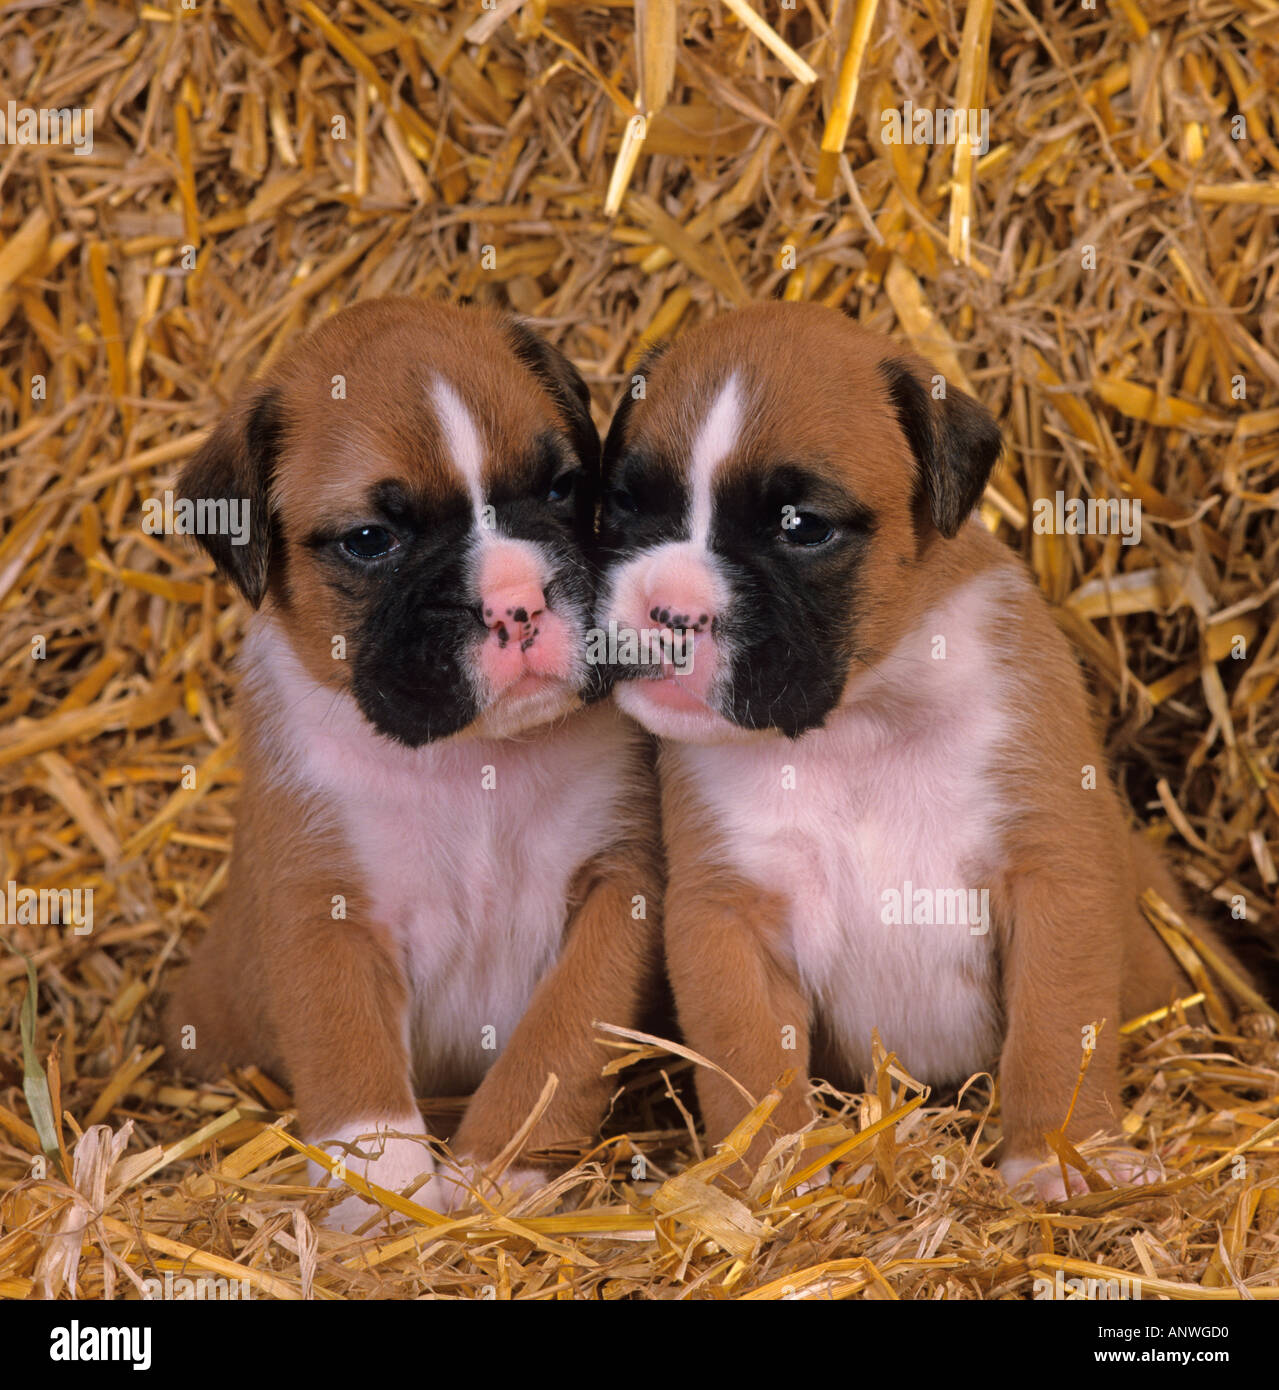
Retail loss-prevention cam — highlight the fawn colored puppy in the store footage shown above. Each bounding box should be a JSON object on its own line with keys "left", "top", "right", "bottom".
{"left": 165, "top": 299, "right": 661, "bottom": 1229}
{"left": 596, "top": 301, "right": 1243, "bottom": 1198}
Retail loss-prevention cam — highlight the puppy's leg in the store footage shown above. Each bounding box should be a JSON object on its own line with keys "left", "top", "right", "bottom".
{"left": 163, "top": 841, "right": 285, "bottom": 1081}
{"left": 163, "top": 928, "right": 266, "bottom": 1079}
{"left": 451, "top": 830, "right": 663, "bottom": 1203}
{"left": 1125, "top": 831, "right": 1254, "bottom": 1012}
{"left": 659, "top": 763, "right": 816, "bottom": 1177}
{"left": 667, "top": 871, "right": 815, "bottom": 1172}
{"left": 996, "top": 870, "right": 1130, "bottom": 1200}
{"left": 267, "top": 917, "right": 435, "bottom": 1231}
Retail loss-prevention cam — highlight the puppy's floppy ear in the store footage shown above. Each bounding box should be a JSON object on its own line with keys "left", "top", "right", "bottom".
{"left": 178, "top": 387, "right": 285, "bottom": 609}
{"left": 602, "top": 342, "right": 667, "bottom": 475}
{"left": 879, "top": 359, "right": 1002, "bottom": 539}
{"left": 504, "top": 320, "right": 600, "bottom": 469}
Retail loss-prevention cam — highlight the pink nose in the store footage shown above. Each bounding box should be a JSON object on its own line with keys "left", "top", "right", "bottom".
{"left": 647, "top": 597, "right": 714, "bottom": 634}
{"left": 482, "top": 584, "right": 545, "bottom": 647}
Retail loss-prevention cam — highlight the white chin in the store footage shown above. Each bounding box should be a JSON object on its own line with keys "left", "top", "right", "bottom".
{"left": 613, "top": 682, "right": 755, "bottom": 745}
{"left": 469, "top": 681, "right": 581, "bottom": 739}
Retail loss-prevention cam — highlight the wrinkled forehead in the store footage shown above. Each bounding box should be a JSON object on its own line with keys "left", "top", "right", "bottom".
{"left": 622, "top": 326, "right": 918, "bottom": 511}
{"left": 269, "top": 318, "right": 563, "bottom": 522}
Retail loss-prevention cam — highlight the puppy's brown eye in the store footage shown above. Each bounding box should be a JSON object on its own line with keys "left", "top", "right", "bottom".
{"left": 340, "top": 525, "right": 398, "bottom": 560}
{"left": 780, "top": 512, "right": 835, "bottom": 546}
{"left": 547, "top": 469, "right": 578, "bottom": 503}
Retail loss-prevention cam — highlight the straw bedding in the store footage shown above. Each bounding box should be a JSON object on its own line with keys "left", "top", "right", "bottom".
{"left": 1, "top": 0, "right": 1278, "bottom": 1300}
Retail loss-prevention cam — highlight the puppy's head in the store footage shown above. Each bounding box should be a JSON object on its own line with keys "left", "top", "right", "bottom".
{"left": 597, "top": 302, "right": 1002, "bottom": 743}
{"left": 181, "top": 298, "right": 601, "bottom": 744}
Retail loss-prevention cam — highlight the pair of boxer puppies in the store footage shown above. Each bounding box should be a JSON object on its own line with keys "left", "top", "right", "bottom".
{"left": 167, "top": 297, "right": 1230, "bottom": 1225}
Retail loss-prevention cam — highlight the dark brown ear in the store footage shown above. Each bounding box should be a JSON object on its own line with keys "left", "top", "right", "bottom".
{"left": 178, "top": 388, "right": 284, "bottom": 608}
{"left": 879, "top": 359, "right": 1002, "bottom": 539}
{"left": 504, "top": 320, "right": 600, "bottom": 473}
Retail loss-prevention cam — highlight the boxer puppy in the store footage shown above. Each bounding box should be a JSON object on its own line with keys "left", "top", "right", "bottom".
{"left": 597, "top": 300, "right": 1245, "bottom": 1199}
{"left": 164, "top": 299, "right": 661, "bottom": 1230}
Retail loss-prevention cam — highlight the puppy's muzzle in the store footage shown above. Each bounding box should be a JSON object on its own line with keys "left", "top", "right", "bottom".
{"left": 474, "top": 542, "right": 578, "bottom": 695}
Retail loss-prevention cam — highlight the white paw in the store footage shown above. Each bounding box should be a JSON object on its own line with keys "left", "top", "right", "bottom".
{"left": 434, "top": 1160, "right": 550, "bottom": 1213}
{"left": 1000, "top": 1154, "right": 1076, "bottom": 1201}
{"left": 308, "top": 1113, "right": 438, "bottom": 1232}
{"left": 1000, "top": 1149, "right": 1162, "bottom": 1202}
{"left": 1091, "top": 1151, "right": 1163, "bottom": 1189}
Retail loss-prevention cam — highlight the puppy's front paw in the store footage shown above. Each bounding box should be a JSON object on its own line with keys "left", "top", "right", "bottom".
{"left": 308, "top": 1114, "right": 439, "bottom": 1232}
{"left": 1000, "top": 1149, "right": 1162, "bottom": 1202}
{"left": 1000, "top": 1154, "right": 1078, "bottom": 1201}
{"left": 434, "top": 1159, "right": 550, "bottom": 1213}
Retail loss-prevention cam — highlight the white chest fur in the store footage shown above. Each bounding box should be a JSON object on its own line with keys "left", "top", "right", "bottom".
{"left": 243, "top": 621, "right": 628, "bottom": 1092}
{"left": 673, "top": 573, "right": 1016, "bottom": 1084}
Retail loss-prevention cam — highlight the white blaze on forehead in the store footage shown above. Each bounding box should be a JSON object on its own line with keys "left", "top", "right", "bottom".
{"left": 431, "top": 374, "right": 552, "bottom": 604}
{"left": 431, "top": 375, "right": 485, "bottom": 517}
{"left": 687, "top": 373, "right": 743, "bottom": 547}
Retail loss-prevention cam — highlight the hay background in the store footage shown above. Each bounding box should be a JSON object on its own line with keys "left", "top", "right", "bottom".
{"left": 2, "top": 0, "right": 1279, "bottom": 1300}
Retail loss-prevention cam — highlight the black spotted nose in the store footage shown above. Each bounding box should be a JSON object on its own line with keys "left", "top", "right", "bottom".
{"left": 649, "top": 604, "right": 712, "bottom": 634}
